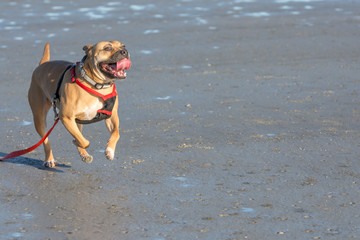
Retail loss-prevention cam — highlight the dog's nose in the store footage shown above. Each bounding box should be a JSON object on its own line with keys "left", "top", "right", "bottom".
{"left": 120, "top": 49, "right": 128, "bottom": 57}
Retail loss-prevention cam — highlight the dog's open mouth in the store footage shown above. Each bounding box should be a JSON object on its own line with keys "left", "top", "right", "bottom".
{"left": 100, "top": 58, "right": 131, "bottom": 79}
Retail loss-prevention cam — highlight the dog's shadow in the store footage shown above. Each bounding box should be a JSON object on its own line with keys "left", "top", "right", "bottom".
{"left": 0, "top": 152, "right": 71, "bottom": 173}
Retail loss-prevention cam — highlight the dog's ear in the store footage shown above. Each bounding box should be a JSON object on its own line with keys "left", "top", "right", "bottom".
{"left": 82, "top": 45, "right": 93, "bottom": 56}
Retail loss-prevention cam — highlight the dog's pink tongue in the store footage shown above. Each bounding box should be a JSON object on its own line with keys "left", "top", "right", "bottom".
{"left": 116, "top": 59, "right": 131, "bottom": 71}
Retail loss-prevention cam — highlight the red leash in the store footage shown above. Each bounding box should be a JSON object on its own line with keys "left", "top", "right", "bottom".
{"left": 0, "top": 118, "right": 60, "bottom": 161}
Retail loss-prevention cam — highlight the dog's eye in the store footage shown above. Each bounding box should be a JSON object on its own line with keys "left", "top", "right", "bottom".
{"left": 104, "top": 46, "right": 113, "bottom": 51}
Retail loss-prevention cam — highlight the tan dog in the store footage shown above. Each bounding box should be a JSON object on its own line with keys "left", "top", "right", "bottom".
{"left": 28, "top": 41, "right": 131, "bottom": 167}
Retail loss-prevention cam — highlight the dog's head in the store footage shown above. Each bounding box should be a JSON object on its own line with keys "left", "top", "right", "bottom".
{"left": 82, "top": 41, "right": 131, "bottom": 82}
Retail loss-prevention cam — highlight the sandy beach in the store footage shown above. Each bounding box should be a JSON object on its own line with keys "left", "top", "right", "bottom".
{"left": 1, "top": 0, "right": 360, "bottom": 239}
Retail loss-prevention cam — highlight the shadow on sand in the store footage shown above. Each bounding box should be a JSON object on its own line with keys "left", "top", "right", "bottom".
{"left": 0, "top": 152, "right": 71, "bottom": 173}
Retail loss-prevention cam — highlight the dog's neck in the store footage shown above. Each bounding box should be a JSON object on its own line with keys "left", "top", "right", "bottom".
{"left": 79, "top": 56, "right": 113, "bottom": 89}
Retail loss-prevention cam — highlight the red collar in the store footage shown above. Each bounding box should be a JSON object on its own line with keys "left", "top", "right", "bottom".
{"left": 70, "top": 65, "right": 117, "bottom": 101}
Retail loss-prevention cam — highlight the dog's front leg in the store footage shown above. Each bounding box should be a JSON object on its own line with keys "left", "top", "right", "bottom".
{"left": 61, "top": 116, "right": 92, "bottom": 162}
{"left": 104, "top": 107, "right": 120, "bottom": 161}
{"left": 75, "top": 123, "right": 93, "bottom": 163}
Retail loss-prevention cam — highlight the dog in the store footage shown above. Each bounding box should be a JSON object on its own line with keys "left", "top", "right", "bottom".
{"left": 28, "top": 41, "right": 131, "bottom": 167}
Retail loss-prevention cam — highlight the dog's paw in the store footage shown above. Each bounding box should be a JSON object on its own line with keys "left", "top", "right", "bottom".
{"left": 81, "top": 154, "right": 93, "bottom": 163}
{"left": 44, "top": 160, "right": 57, "bottom": 168}
{"left": 105, "top": 147, "right": 114, "bottom": 161}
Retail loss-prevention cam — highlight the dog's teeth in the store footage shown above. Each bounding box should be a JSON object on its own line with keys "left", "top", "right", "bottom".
{"left": 102, "top": 63, "right": 126, "bottom": 78}
{"left": 118, "top": 70, "right": 126, "bottom": 78}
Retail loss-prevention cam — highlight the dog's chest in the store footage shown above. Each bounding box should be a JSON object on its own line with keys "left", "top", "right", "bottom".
{"left": 79, "top": 99, "right": 103, "bottom": 120}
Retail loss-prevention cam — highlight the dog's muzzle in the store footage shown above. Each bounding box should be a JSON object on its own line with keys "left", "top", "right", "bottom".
{"left": 100, "top": 47, "right": 131, "bottom": 80}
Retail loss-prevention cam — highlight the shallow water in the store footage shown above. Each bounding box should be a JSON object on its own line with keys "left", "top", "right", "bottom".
{"left": 0, "top": 0, "right": 355, "bottom": 47}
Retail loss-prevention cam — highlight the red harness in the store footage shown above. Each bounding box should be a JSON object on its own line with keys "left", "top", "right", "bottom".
{"left": 70, "top": 65, "right": 117, "bottom": 102}
{"left": 69, "top": 65, "right": 118, "bottom": 124}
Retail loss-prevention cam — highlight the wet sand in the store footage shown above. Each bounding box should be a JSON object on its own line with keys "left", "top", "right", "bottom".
{"left": 1, "top": 0, "right": 360, "bottom": 239}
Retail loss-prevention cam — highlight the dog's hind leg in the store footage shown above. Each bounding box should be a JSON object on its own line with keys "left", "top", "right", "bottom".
{"left": 28, "top": 88, "right": 56, "bottom": 167}
{"left": 75, "top": 123, "right": 93, "bottom": 163}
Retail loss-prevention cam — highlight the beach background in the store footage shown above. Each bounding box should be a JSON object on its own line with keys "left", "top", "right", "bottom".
{"left": 1, "top": 0, "right": 360, "bottom": 239}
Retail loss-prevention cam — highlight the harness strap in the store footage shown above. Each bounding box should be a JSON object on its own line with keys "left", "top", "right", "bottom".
{"left": 54, "top": 65, "right": 73, "bottom": 102}
{"left": 74, "top": 79, "right": 116, "bottom": 101}
{"left": 53, "top": 64, "right": 73, "bottom": 119}
{"left": 98, "top": 109, "right": 112, "bottom": 115}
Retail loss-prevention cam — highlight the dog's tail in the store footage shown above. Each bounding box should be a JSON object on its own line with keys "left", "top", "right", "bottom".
{"left": 39, "top": 42, "right": 50, "bottom": 65}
